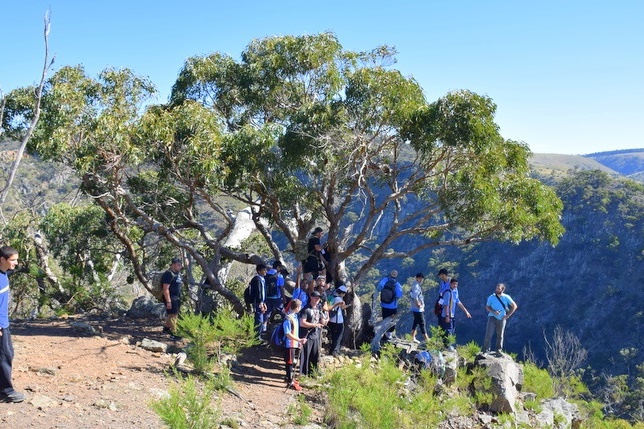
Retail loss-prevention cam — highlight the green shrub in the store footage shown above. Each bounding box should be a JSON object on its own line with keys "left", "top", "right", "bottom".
{"left": 289, "top": 394, "right": 313, "bottom": 426}
{"left": 150, "top": 375, "right": 220, "bottom": 429}
{"left": 523, "top": 361, "right": 556, "bottom": 399}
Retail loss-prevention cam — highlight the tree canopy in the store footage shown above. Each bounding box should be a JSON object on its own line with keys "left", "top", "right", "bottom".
{"left": 3, "top": 33, "right": 564, "bottom": 314}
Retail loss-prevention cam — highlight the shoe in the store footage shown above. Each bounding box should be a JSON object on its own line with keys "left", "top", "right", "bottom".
{"left": 288, "top": 380, "right": 302, "bottom": 391}
{"left": 169, "top": 334, "right": 183, "bottom": 341}
{"left": 412, "top": 338, "right": 421, "bottom": 344}
{"left": 162, "top": 327, "right": 172, "bottom": 334}
{"left": 0, "top": 391, "right": 26, "bottom": 403}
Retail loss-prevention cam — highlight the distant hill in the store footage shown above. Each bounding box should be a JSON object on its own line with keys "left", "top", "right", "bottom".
{"left": 529, "top": 153, "right": 617, "bottom": 182}
{"left": 584, "top": 148, "right": 644, "bottom": 179}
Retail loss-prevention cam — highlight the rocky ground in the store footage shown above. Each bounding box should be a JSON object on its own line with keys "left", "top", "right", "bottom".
{"left": 0, "top": 315, "right": 327, "bottom": 429}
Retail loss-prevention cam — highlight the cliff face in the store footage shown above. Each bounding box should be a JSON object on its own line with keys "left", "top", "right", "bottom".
{"left": 395, "top": 169, "right": 644, "bottom": 376}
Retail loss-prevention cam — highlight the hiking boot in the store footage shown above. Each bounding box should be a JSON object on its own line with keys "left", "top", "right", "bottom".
{"left": 0, "top": 390, "right": 26, "bottom": 403}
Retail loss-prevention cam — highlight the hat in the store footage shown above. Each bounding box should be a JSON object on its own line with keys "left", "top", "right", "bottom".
{"left": 317, "top": 275, "right": 326, "bottom": 280}
{"left": 415, "top": 272, "right": 425, "bottom": 278}
{"left": 310, "top": 291, "right": 322, "bottom": 298}
{"left": 336, "top": 285, "right": 348, "bottom": 293}
{"left": 390, "top": 270, "right": 398, "bottom": 278}
{"left": 438, "top": 268, "right": 449, "bottom": 276}
{"left": 171, "top": 257, "right": 183, "bottom": 265}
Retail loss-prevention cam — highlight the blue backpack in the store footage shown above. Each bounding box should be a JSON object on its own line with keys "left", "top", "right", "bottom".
{"left": 270, "top": 317, "right": 292, "bottom": 353}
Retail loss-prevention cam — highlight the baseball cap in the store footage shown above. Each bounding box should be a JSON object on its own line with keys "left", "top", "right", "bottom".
{"left": 171, "top": 257, "right": 183, "bottom": 264}
{"left": 336, "top": 285, "right": 348, "bottom": 293}
{"left": 310, "top": 291, "right": 322, "bottom": 298}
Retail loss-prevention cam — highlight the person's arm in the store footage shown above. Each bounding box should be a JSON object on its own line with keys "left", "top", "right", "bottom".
{"left": 504, "top": 301, "right": 517, "bottom": 319}
{"left": 458, "top": 302, "right": 471, "bottom": 318}
{"left": 163, "top": 283, "right": 171, "bottom": 309}
{"left": 395, "top": 282, "right": 403, "bottom": 299}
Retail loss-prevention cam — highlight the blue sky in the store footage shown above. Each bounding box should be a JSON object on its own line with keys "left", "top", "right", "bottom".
{"left": 1, "top": 1, "right": 642, "bottom": 155}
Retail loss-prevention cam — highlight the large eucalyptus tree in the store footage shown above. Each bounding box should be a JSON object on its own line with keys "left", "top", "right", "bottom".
{"left": 4, "top": 33, "right": 563, "bottom": 320}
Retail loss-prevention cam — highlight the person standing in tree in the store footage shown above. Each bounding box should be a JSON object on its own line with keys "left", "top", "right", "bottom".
{"left": 0, "top": 246, "right": 26, "bottom": 403}
{"left": 483, "top": 283, "right": 518, "bottom": 354}
{"left": 162, "top": 257, "right": 184, "bottom": 340}
{"left": 303, "top": 227, "right": 326, "bottom": 278}
{"left": 376, "top": 270, "right": 403, "bottom": 340}
{"left": 409, "top": 273, "right": 430, "bottom": 344}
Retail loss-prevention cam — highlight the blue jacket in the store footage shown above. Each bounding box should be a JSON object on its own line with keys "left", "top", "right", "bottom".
{"left": 377, "top": 276, "right": 403, "bottom": 309}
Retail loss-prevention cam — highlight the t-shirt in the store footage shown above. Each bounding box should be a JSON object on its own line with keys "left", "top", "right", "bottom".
{"left": 486, "top": 293, "right": 515, "bottom": 320}
{"left": 299, "top": 304, "right": 323, "bottom": 339}
{"left": 283, "top": 313, "right": 300, "bottom": 348}
{"left": 409, "top": 281, "right": 425, "bottom": 312}
{"left": 0, "top": 271, "right": 10, "bottom": 328}
{"left": 329, "top": 295, "right": 344, "bottom": 324}
{"left": 442, "top": 288, "right": 461, "bottom": 318}
{"left": 161, "top": 269, "right": 182, "bottom": 298}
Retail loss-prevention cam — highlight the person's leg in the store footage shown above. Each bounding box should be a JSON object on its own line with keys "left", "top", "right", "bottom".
{"left": 299, "top": 340, "right": 311, "bottom": 376}
{"left": 310, "top": 336, "right": 320, "bottom": 374}
{"left": 495, "top": 319, "right": 507, "bottom": 351}
{"left": 483, "top": 317, "right": 495, "bottom": 351}
{"left": 0, "top": 328, "right": 15, "bottom": 394}
{"left": 165, "top": 297, "right": 180, "bottom": 333}
{"left": 382, "top": 307, "right": 397, "bottom": 338}
{"left": 417, "top": 313, "right": 430, "bottom": 341}
{"left": 329, "top": 322, "right": 340, "bottom": 355}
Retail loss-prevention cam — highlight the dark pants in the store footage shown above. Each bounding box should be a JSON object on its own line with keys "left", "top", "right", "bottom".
{"left": 411, "top": 311, "right": 427, "bottom": 335}
{"left": 0, "top": 327, "right": 15, "bottom": 394}
{"left": 328, "top": 322, "right": 344, "bottom": 355}
{"left": 300, "top": 334, "right": 320, "bottom": 375}
{"left": 284, "top": 347, "right": 298, "bottom": 383}
{"left": 382, "top": 307, "right": 397, "bottom": 335}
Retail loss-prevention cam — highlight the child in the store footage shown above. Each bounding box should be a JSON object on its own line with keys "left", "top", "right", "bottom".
{"left": 284, "top": 299, "right": 307, "bottom": 390}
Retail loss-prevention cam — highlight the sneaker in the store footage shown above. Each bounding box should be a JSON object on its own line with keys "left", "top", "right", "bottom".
{"left": 0, "top": 391, "right": 26, "bottom": 403}
{"left": 169, "top": 334, "right": 183, "bottom": 341}
{"left": 288, "top": 380, "right": 302, "bottom": 391}
{"left": 162, "top": 327, "right": 172, "bottom": 334}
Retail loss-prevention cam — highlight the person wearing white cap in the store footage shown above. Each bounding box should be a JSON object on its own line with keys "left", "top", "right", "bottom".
{"left": 328, "top": 285, "right": 350, "bottom": 356}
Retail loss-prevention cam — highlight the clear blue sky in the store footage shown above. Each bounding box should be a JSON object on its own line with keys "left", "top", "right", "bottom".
{"left": 2, "top": 1, "right": 642, "bottom": 155}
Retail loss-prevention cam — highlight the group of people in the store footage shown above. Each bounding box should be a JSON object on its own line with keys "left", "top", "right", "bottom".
{"left": 156, "top": 226, "right": 519, "bottom": 393}
{"left": 246, "top": 254, "right": 350, "bottom": 391}
{"left": 376, "top": 267, "right": 518, "bottom": 354}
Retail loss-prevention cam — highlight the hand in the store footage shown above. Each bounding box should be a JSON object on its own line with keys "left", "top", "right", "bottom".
{"left": 166, "top": 302, "right": 172, "bottom": 309}
{"left": 301, "top": 338, "right": 307, "bottom": 345}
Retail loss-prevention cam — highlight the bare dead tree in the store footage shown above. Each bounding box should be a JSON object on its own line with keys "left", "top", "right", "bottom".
{"left": 543, "top": 325, "right": 588, "bottom": 377}
{"left": 0, "top": 11, "right": 56, "bottom": 221}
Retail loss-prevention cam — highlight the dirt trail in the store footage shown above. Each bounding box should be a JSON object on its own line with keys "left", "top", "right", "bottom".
{"left": 1, "top": 316, "right": 323, "bottom": 429}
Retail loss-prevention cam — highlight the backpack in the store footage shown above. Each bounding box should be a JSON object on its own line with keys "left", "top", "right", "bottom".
{"left": 243, "top": 285, "right": 253, "bottom": 306}
{"left": 433, "top": 289, "right": 449, "bottom": 316}
{"left": 270, "top": 315, "right": 293, "bottom": 353}
{"left": 150, "top": 270, "right": 174, "bottom": 302}
{"left": 265, "top": 272, "right": 279, "bottom": 298}
{"left": 380, "top": 279, "right": 397, "bottom": 304}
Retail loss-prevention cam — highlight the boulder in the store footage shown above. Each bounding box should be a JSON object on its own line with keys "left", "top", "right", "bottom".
{"left": 474, "top": 352, "right": 524, "bottom": 413}
{"left": 139, "top": 338, "right": 168, "bottom": 353}
{"left": 127, "top": 296, "right": 166, "bottom": 319}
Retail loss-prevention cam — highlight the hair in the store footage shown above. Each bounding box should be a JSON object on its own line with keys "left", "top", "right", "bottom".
{"left": 256, "top": 263, "right": 267, "bottom": 272}
{"left": 0, "top": 246, "right": 18, "bottom": 260}
{"left": 290, "top": 298, "right": 302, "bottom": 312}
{"left": 496, "top": 283, "right": 506, "bottom": 292}
{"left": 450, "top": 278, "right": 458, "bottom": 284}
{"left": 438, "top": 268, "right": 449, "bottom": 276}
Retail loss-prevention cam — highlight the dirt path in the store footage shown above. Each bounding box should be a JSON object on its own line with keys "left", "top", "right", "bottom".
{"left": 0, "top": 316, "right": 324, "bottom": 429}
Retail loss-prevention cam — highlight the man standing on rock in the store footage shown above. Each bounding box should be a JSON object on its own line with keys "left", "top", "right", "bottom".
{"left": 162, "top": 257, "right": 184, "bottom": 340}
{"left": 0, "top": 246, "right": 26, "bottom": 403}
{"left": 483, "top": 283, "right": 518, "bottom": 354}
{"left": 439, "top": 278, "right": 472, "bottom": 350}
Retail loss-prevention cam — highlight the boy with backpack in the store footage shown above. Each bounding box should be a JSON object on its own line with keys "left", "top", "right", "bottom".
{"left": 376, "top": 270, "right": 403, "bottom": 340}
{"left": 283, "top": 299, "right": 307, "bottom": 391}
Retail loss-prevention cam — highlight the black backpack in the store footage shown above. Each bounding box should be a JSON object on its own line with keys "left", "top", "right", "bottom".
{"left": 265, "top": 272, "right": 279, "bottom": 298}
{"left": 434, "top": 290, "right": 449, "bottom": 316}
{"left": 380, "top": 278, "right": 397, "bottom": 304}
